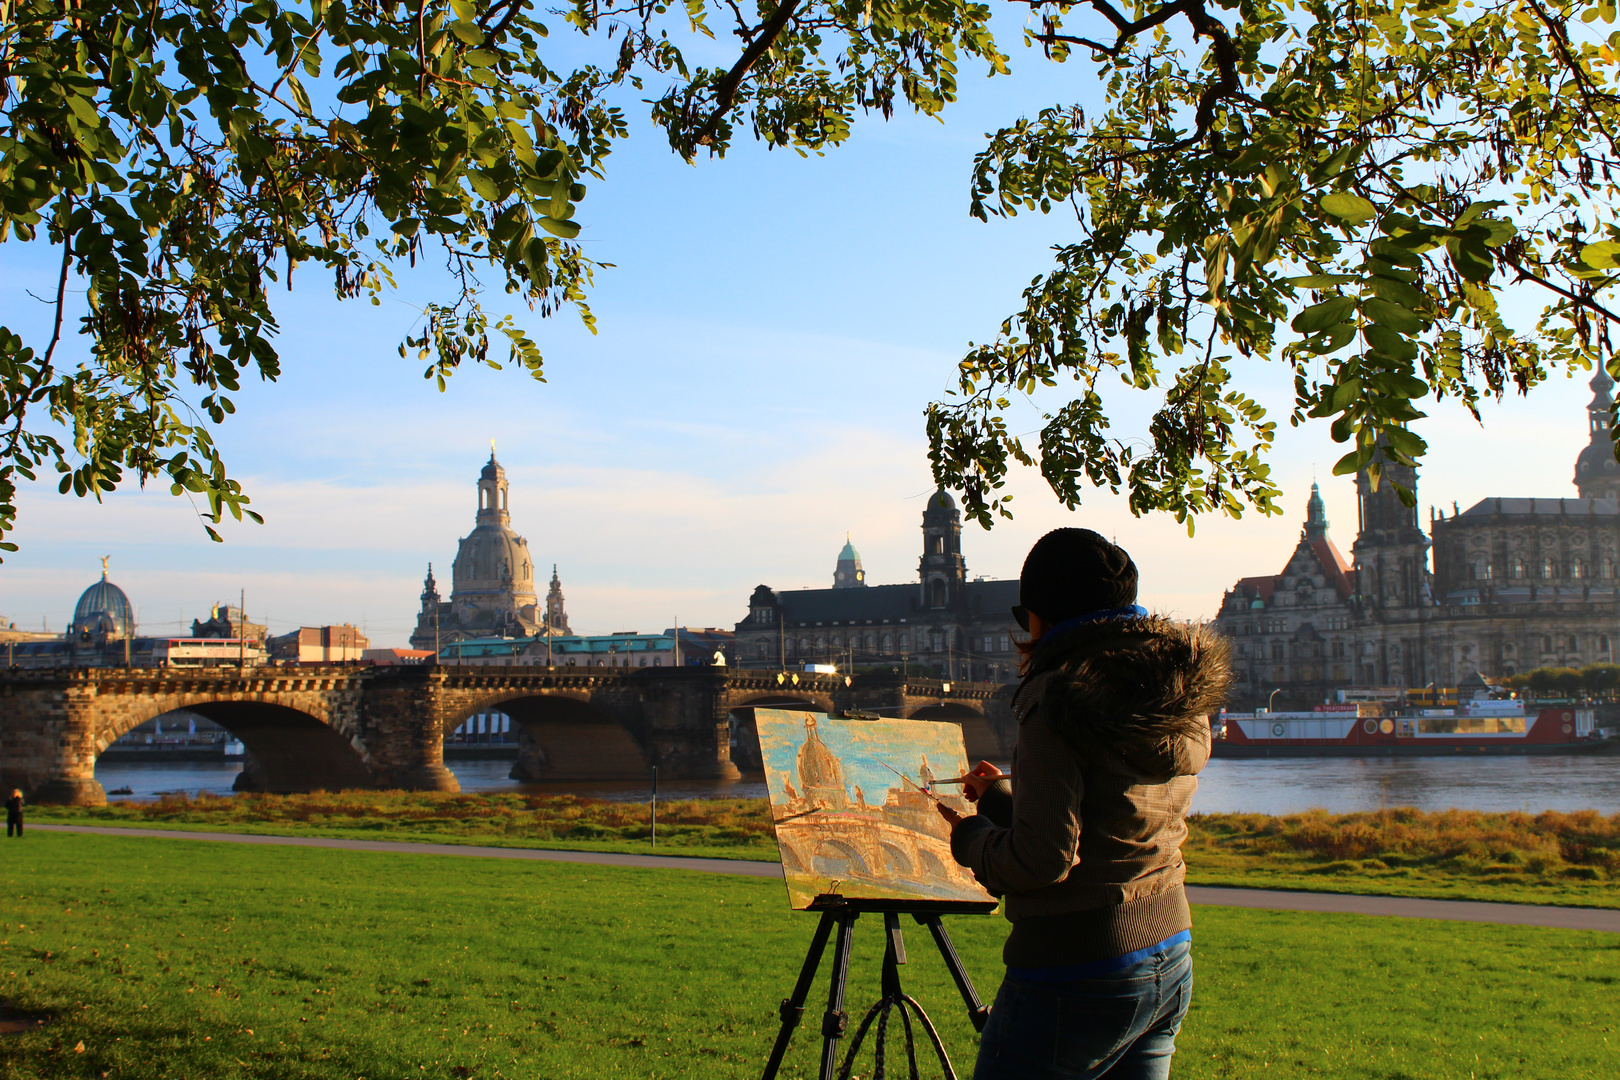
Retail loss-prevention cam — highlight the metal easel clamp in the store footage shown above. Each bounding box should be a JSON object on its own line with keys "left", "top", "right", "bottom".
{"left": 821, "top": 1010, "right": 849, "bottom": 1039}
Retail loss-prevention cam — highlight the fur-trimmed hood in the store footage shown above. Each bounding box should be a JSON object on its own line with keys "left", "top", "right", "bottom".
{"left": 1014, "top": 616, "right": 1232, "bottom": 776}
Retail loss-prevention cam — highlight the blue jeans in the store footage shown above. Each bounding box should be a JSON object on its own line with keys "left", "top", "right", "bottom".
{"left": 972, "top": 940, "right": 1193, "bottom": 1080}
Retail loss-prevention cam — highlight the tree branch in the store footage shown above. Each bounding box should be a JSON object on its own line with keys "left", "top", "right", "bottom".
{"left": 685, "top": 0, "right": 802, "bottom": 152}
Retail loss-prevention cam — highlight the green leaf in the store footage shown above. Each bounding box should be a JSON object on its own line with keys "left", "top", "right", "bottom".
{"left": 1448, "top": 238, "right": 1495, "bottom": 283}
{"left": 1319, "top": 192, "right": 1378, "bottom": 226}
{"left": 449, "top": 20, "right": 484, "bottom": 45}
{"left": 1581, "top": 241, "right": 1620, "bottom": 270}
{"left": 1283, "top": 274, "right": 1360, "bottom": 288}
{"left": 537, "top": 217, "right": 580, "bottom": 239}
{"left": 1363, "top": 298, "right": 1423, "bottom": 334}
{"left": 1291, "top": 296, "right": 1357, "bottom": 334}
{"left": 1363, "top": 324, "right": 1418, "bottom": 361}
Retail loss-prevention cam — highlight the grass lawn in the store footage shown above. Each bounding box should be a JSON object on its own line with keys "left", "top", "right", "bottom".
{"left": 0, "top": 832, "right": 1616, "bottom": 1080}
{"left": 34, "top": 794, "right": 1620, "bottom": 908}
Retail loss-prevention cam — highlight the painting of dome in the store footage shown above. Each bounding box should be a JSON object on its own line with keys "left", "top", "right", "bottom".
{"left": 757, "top": 709, "right": 996, "bottom": 910}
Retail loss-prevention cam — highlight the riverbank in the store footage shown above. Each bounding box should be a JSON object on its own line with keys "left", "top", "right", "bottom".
{"left": 3, "top": 832, "right": 1617, "bottom": 1080}
{"left": 32, "top": 793, "right": 1620, "bottom": 909}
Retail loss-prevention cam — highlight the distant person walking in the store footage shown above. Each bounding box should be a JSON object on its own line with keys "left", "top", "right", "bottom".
{"left": 939, "top": 528, "right": 1231, "bottom": 1080}
{"left": 5, "top": 789, "right": 22, "bottom": 838}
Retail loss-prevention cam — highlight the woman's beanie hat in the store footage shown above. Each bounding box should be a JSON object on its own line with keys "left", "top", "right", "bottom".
{"left": 1018, "top": 528, "right": 1138, "bottom": 623}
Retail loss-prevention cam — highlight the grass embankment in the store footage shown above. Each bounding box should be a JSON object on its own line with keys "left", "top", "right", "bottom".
{"left": 1, "top": 833, "right": 1617, "bottom": 1080}
{"left": 36, "top": 792, "right": 773, "bottom": 859}
{"left": 1184, "top": 808, "right": 1620, "bottom": 909}
{"left": 35, "top": 793, "right": 1620, "bottom": 907}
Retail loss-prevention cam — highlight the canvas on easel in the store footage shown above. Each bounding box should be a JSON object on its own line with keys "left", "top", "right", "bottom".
{"left": 756, "top": 708, "right": 996, "bottom": 910}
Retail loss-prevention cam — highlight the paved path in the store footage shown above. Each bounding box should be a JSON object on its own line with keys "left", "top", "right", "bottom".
{"left": 34, "top": 824, "right": 1620, "bottom": 932}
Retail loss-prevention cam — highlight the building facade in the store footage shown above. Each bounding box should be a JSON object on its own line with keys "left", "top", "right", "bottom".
{"left": 733, "top": 492, "right": 1023, "bottom": 682}
{"left": 269, "top": 625, "right": 370, "bottom": 663}
{"left": 1216, "top": 371, "right": 1620, "bottom": 707}
{"left": 434, "top": 627, "right": 734, "bottom": 668}
{"left": 7, "top": 564, "right": 269, "bottom": 669}
{"left": 409, "top": 453, "right": 571, "bottom": 650}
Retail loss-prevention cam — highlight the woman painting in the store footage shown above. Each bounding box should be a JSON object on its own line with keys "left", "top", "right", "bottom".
{"left": 938, "top": 528, "right": 1230, "bottom": 1080}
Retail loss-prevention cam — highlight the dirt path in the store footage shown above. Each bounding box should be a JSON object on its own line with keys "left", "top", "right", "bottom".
{"left": 32, "top": 824, "right": 1620, "bottom": 932}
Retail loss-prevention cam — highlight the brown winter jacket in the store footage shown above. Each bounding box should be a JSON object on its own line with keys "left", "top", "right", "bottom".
{"left": 951, "top": 615, "right": 1230, "bottom": 967}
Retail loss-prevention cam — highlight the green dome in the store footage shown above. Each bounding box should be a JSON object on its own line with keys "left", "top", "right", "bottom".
{"left": 838, "top": 537, "right": 860, "bottom": 562}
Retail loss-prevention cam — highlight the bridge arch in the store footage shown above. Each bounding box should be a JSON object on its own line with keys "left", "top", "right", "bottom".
{"left": 94, "top": 694, "right": 375, "bottom": 794}
{"left": 450, "top": 691, "right": 650, "bottom": 782}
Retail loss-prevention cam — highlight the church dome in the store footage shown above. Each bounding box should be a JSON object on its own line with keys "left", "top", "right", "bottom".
{"left": 928, "top": 490, "right": 957, "bottom": 511}
{"left": 838, "top": 537, "right": 860, "bottom": 562}
{"left": 1575, "top": 438, "right": 1620, "bottom": 486}
{"left": 454, "top": 526, "right": 535, "bottom": 589}
{"left": 72, "top": 570, "right": 134, "bottom": 639}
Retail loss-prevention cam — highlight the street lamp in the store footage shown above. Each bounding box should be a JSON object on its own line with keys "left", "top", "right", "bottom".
{"left": 1267, "top": 688, "right": 1282, "bottom": 713}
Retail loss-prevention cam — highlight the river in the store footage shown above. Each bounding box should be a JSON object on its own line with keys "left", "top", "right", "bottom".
{"left": 91, "top": 755, "right": 1619, "bottom": 815}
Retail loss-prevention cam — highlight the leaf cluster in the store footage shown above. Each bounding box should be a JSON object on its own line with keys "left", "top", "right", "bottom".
{"left": 927, "top": 0, "right": 1620, "bottom": 529}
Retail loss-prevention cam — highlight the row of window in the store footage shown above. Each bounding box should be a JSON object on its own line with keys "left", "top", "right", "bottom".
{"left": 1471, "top": 556, "right": 1617, "bottom": 580}
{"left": 781, "top": 631, "right": 1014, "bottom": 656}
{"left": 1240, "top": 634, "right": 1614, "bottom": 670}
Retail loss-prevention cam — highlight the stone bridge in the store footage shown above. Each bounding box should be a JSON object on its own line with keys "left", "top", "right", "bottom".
{"left": 0, "top": 665, "right": 1013, "bottom": 804}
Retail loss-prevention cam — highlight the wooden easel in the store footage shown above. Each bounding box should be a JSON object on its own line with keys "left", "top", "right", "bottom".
{"left": 760, "top": 895, "right": 996, "bottom": 1080}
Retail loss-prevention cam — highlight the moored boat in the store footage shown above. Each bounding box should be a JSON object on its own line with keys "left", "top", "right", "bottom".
{"left": 1213, "top": 699, "right": 1619, "bottom": 757}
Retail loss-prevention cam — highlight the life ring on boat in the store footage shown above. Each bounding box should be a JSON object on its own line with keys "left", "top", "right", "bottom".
{"left": 1562, "top": 711, "right": 1574, "bottom": 722}
{"left": 1563, "top": 724, "right": 1574, "bottom": 734}
{"left": 1272, "top": 723, "right": 1286, "bottom": 737}
{"left": 1379, "top": 719, "right": 1395, "bottom": 735}
{"left": 1362, "top": 719, "right": 1378, "bottom": 734}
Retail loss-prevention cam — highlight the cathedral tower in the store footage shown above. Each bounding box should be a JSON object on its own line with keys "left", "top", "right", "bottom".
{"left": 1352, "top": 440, "right": 1430, "bottom": 613}
{"left": 919, "top": 491, "right": 967, "bottom": 610}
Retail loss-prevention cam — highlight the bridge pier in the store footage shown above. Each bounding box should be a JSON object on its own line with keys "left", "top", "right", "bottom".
{"left": 642, "top": 671, "right": 741, "bottom": 780}
{"left": 0, "top": 684, "right": 108, "bottom": 805}
{"left": 359, "top": 675, "right": 461, "bottom": 792}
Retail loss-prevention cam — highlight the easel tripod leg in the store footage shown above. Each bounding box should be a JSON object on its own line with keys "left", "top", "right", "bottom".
{"left": 917, "top": 914, "right": 992, "bottom": 1032}
{"left": 819, "top": 911, "right": 858, "bottom": 1080}
{"left": 761, "top": 910, "right": 837, "bottom": 1080}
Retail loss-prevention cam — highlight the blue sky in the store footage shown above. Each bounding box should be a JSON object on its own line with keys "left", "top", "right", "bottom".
{"left": 0, "top": 22, "right": 1601, "bottom": 646}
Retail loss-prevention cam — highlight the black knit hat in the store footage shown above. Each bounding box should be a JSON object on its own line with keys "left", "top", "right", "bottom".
{"left": 1012, "top": 528, "right": 1138, "bottom": 630}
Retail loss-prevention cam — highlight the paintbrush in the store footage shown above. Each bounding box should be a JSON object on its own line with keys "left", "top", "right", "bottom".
{"left": 932, "top": 773, "right": 1013, "bottom": 786}
{"left": 875, "top": 760, "right": 947, "bottom": 804}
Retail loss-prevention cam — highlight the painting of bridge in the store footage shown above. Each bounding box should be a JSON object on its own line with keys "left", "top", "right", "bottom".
{"left": 757, "top": 709, "right": 995, "bottom": 909}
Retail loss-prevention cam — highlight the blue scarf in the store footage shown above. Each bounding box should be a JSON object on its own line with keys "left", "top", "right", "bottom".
{"left": 1031, "top": 604, "right": 1149, "bottom": 662}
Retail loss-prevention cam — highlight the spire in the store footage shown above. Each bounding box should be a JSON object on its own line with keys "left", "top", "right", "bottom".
{"left": 545, "top": 565, "right": 571, "bottom": 635}
{"left": 1303, "top": 482, "right": 1329, "bottom": 540}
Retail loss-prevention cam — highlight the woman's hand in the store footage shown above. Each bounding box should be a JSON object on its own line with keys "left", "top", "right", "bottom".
{"left": 960, "top": 761, "right": 1005, "bottom": 802}
{"left": 936, "top": 802, "right": 963, "bottom": 826}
